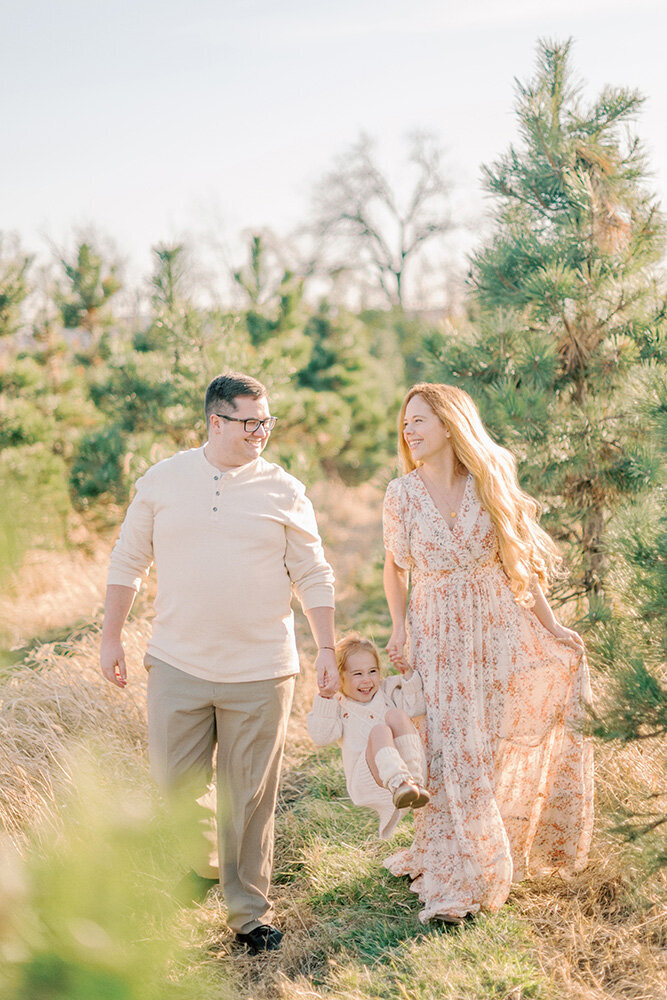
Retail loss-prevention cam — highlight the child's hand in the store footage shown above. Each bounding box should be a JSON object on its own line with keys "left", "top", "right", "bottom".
{"left": 386, "top": 626, "right": 407, "bottom": 665}
{"left": 394, "top": 655, "right": 414, "bottom": 677}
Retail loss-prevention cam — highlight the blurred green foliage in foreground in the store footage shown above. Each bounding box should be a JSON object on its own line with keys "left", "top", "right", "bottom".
{"left": 0, "top": 751, "right": 226, "bottom": 999}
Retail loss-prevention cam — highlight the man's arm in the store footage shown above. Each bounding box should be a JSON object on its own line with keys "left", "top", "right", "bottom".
{"left": 102, "top": 471, "right": 155, "bottom": 688}
{"left": 282, "top": 485, "right": 337, "bottom": 694}
{"left": 305, "top": 606, "right": 339, "bottom": 697}
{"left": 100, "top": 584, "right": 137, "bottom": 688}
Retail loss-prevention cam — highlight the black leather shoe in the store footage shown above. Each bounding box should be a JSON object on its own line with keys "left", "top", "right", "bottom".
{"left": 235, "top": 924, "right": 283, "bottom": 955}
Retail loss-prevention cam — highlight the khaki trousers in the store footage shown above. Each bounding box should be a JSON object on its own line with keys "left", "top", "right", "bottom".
{"left": 146, "top": 656, "right": 295, "bottom": 933}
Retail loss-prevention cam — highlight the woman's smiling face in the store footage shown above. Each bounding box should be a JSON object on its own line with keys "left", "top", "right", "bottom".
{"left": 402, "top": 395, "right": 451, "bottom": 464}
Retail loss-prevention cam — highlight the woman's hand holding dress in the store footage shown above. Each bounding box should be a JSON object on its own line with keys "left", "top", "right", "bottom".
{"left": 529, "top": 581, "right": 585, "bottom": 655}
{"left": 547, "top": 622, "right": 585, "bottom": 654}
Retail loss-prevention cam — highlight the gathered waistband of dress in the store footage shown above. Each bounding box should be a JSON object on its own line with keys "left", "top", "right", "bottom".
{"left": 413, "top": 557, "right": 501, "bottom": 580}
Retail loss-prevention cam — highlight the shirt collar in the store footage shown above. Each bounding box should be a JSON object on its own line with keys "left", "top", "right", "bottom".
{"left": 199, "top": 446, "right": 264, "bottom": 481}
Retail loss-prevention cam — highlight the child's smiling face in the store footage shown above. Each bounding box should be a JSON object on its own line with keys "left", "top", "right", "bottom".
{"left": 340, "top": 649, "right": 381, "bottom": 703}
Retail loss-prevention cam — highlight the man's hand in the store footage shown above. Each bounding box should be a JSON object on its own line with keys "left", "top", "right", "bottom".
{"left": 304, "top": 606, "right": 338, "bottom": 697}
{"left": 315, "top": 647, "right": 339, "bottom": 698}
{"left": 100, "top": 585, "right": 136, "bottom": 689}
{"left": 100, "top": 638, "right": 128, "bottom": 689}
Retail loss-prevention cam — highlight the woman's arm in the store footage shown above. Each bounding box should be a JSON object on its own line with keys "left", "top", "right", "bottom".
{"left": 383, "top": 550, "right": 410, "bottom": 664}
{"left": 530, "top": 581, "right": 585, "bottom": 654}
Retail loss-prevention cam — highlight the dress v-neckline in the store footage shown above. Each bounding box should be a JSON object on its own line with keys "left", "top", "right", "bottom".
{"left": 415, "top": 470, "right": 472, "bottom": 535}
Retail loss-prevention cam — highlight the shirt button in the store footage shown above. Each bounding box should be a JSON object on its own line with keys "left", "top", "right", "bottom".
{"left": 213, "top": 507, "right": 218, "bottom": 512}
{"left": 216, "top": 490, "right": 220, "bottom": 496}
{"left": 214, "top": 475, "right": 219, "bottom": 481}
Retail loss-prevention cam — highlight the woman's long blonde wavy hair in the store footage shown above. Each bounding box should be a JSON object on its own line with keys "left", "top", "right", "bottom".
{"left": 398, "top": 383, "right": 562, "bottom": 606}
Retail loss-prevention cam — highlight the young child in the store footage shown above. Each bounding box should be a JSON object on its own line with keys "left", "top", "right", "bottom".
{"left": 307, "top": 634, "right": 430, "bottom": 839}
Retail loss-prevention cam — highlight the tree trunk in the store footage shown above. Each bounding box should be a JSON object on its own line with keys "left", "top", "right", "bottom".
{"left": 581, "top": 504, "right": 606, "bottom": 598}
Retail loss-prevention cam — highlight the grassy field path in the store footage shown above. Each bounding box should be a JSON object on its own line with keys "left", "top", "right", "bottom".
{"left": 0, "top": 478, "right": 664, "bottom": 999}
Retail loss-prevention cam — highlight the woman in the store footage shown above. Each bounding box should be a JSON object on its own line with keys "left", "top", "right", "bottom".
{"left": 383, "top": 383, "right": 593, "bottom": 923}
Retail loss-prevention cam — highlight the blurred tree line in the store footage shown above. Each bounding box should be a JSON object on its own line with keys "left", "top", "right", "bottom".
{"left": 0, "top": 233, "right": 411, "bottom": 567}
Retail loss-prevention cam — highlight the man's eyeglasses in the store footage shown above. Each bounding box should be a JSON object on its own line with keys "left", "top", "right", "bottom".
{"left": 215, "top": 414, "right": 277, "bottom": 433}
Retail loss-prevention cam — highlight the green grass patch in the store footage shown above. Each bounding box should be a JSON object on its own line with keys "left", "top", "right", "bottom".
{"left": 325, "top": 911, "right": 554, "bottom": 999}
{"left": 270, "top": 742, "right": 554, "bottom": 999}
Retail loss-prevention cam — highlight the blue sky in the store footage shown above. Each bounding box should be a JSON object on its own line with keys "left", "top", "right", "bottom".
{"left": 2, "top": 0, "right": 665, "bottom": 284}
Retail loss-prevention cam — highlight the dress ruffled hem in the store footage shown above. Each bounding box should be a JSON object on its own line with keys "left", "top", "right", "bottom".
{"left": 384, "top": 851, "right": 486, "bottom": 922}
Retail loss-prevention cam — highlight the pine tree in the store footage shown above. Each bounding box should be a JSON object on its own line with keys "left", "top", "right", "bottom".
{"left": 425, "top": 38, "right": 667, "bottom": 859}
{"left": 56, "top": 240, "right": 122, "bottom": 361}
{"left": 426, "top": 38, "right": 666, "bottom": 606}
{"left": 231, "top": 232, "right": 308, "bottom": 347}
{"left": 0, "top": 234, "right": 31, "bottom": 342}
{"left": 72, "top": 244, "right": 225, "bottom": 504}
{"left": 585, "top": 367, "right": 666, "bottom": 865}
{"left": 293, "top": 303, "right": 397, "bottom": 483}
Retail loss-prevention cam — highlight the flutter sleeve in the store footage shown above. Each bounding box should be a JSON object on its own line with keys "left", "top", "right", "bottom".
{"left": 307, "top": 694, "right": 344, "bottom": 746}
{"left": 382, "top": 478, "right": 411, "bottom": 571}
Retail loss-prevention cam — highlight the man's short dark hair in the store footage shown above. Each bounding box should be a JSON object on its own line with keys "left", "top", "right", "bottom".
{"left": 205, "top": 372, "right": 268, "bottom": 423}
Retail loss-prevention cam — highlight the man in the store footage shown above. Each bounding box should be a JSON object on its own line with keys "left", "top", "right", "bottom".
{"left": 100, "top": 371, "right": 337, "bottom": 954}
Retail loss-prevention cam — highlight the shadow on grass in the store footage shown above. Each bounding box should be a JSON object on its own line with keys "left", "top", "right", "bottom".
{"left": 271, "top": 748, "right": 470, "bottom": 980}
{"left": 202, "top": 743, "right": 552, "bottom": 999}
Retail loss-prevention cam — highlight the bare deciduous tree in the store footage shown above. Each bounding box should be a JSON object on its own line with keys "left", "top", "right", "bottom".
{"left": 310, "top": 132, "right": 454, "bottom": 310}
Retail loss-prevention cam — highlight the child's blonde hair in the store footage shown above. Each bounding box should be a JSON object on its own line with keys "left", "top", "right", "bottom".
{"left": 335, "top": 633, "right": 381, "bottom": 680}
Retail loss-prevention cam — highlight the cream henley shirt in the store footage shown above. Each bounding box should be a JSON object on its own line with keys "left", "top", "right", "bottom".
{"left": 107, "top": 447, "right": 335, "bottom": 683}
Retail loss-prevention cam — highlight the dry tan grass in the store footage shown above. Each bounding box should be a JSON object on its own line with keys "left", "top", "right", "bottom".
{"left": 0, "top": 479, "right": 665, "bottom": 999}
{"left": 0, "top": 535, "right": 114, "bottom": 647}
{"left": 512, "top": 857, "right": 666, "bottom": 1000}
{"left": 0, "top": 614, "right": 152, "bottom": 849}
{"left": 307, "top": 477, "right": 385, "bottom": 606}
{"left": 509, "top": 736, "right": 667, "bottom": 1000}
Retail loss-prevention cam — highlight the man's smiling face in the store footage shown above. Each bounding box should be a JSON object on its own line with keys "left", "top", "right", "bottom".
{"left": 209, "top": 394, "right": 273, "bottom": 468}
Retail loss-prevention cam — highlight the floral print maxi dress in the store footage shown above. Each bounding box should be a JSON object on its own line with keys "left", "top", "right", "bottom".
{"left": 382, "top": 471, "right": 594, "bottom": 922}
